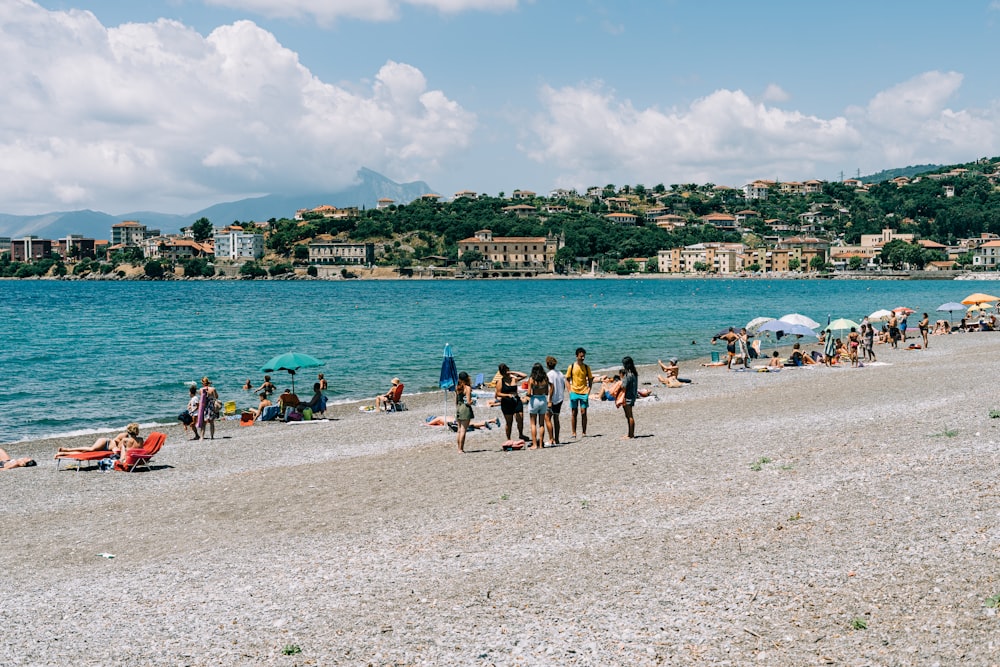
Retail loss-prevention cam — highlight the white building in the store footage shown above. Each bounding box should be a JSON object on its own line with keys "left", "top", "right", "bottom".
{"left": 214, "top": 227, "right": 263, "bottom": 260}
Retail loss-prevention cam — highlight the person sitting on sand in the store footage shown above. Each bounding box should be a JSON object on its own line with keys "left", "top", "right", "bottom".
{"left": 1, "top": 448, "right": 37, "bottom": 469}
{"left": 56, "top": 423, "right": 142, "bottom": 459}
{"left": 300, "top": 382, "right": 326, "bottom": 415}
{"left": 278, "top": 388, "right": 300, "bottom": 413}
{"left": 932, "top": 320, "right": 950, "bottom": 335}
{"left": 374, "top": 377, "right": 402, "bottom": 411}
{"left": 657, "top": 358, "right": 692, "bottom": 383}
{"left": 246, "top": 393, "right": 272, "bottom": 421}
{"left": 768, "top": 351, "right": 783, "bottom": 368}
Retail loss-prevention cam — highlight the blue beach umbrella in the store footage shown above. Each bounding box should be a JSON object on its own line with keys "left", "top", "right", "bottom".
{"left": 936, "top": 302, "right": 966, "bottom": 325}
{"left": 439, "top": 344, "right": 459, "bottom": 416}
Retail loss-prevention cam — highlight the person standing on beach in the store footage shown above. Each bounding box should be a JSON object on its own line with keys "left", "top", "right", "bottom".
{"left": 899, "top": 312, "right": 908, "bottom": 341}
{"left": 495, "top": 364, "right": 526, "bottom": 441}
{"left": 919, "top": 313, "right": 929, "bottom": 348}
{"left": 823, "top": 330, "right": 836, "bottom": 366}
{"left": 619, "top": 356, "right": 638, "bottom": 439}
{"left": 455, "top": 371, "right": 474, "bottom": 453}
{"left": 565, "top": 347, "right": 594, "bottom": 438}
{"left": 196, "top": 377, "right": 220, "bottom": 440}
{"left": 714, "top": 328, "right": 740, "bottom": 369}
{"left": 545, "top": 356, "right": 566, "bottom": 445}
{"left": 861, "top": 322, "right": 876, "bottom": 362}
{"left": 887, "top": 313, "right": 900, "bottom": 349}
{"left": 847, "top": 327, "right": 861, "bottom": 367}
{"left": 526, "top": 363, "right": 551, "bottom": 449}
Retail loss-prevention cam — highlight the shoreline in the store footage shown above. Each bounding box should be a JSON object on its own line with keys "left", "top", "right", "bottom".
{"left": 3, "top": 332, "right": 999, "bottom": 663}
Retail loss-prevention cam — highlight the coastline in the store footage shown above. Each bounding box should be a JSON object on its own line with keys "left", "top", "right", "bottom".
{"left": 3, "top": 332, "right": 1000, "bottom": 664}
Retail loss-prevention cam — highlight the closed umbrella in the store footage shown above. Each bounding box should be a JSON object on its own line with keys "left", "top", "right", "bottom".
{"left": 260, "top": 351, "right": 325, "bottom": 392}
{"left": 439, "top": 344, "right": 459, "bottom": 415}
{"left": 778, "top": 313, "right": 821, "bottom": 329}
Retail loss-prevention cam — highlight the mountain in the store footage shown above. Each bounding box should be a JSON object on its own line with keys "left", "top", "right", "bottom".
{"left": 860, "top": 164, "right": 943, "bottom": 184}
{"left": 0, "top": 168, "right": 433, "bottom": 240}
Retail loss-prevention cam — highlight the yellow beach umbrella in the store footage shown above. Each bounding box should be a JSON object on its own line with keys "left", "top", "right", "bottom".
{"left": 961, "top": 292, "right": 1000, "bottom": 305}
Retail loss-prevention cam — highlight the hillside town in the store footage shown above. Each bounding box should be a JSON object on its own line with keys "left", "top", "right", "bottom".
{"left": 4, "top": 163, "right": 1000, "bottom": 279}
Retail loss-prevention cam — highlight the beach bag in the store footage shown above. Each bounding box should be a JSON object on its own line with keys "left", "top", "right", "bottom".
{"left": 302, "top": 407, "right": 313, "bottom": 421}
{"left": 286, "top": 409, "right": 303, "bottom": 422}
{"left": 178, "top": 412, "right": 193, "bottom": 425}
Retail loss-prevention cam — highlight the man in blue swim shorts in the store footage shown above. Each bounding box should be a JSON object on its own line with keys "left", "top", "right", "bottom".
{"left": 565, "top": 347, "right": 593, "bottom": 438}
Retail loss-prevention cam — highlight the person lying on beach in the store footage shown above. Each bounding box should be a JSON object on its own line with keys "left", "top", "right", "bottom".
{"left": 55, "top": 423, "right": 142, "bottom": 459}
{"left": 424, "top": 415, "right": 500, "bottom": 431}
{"left": 1, "top": 448, "right": 37, "bottom": 469}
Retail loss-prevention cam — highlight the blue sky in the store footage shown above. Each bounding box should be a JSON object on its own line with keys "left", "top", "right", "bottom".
{"left": 4, "top": 0, "right": 1000, "bottom": 214}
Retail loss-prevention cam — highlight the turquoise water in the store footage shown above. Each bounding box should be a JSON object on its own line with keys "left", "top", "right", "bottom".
{"left": 0, "top": 278, "right": 971, "bottom": 442}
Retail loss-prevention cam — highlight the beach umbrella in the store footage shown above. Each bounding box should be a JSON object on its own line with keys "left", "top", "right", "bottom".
{"left": 892, "top": 306, "right": 914, "bottom": 315}
{"left": 961, "top": 292, "right": 1000, "bottom": 305}
{"left": 439, "top": 344, "right": 458, "bottom": 415}
{"left": 827, "top": 318, "right": 860, "bottom": 333}
{"left": 778, "top": 313, "right": 821, "bottom": 329}
{"left": 260, "top": 351, "right": 325, "bottom": 392}
{"left": 745, "top": 316, "right": 775, "bottom": 335}
{"left": 937, "top": 302, "right": 966, "bottom": 325}
{"left": 758, "top": 320, "right": 818, "bottom": 338}
{"left": 869, "top": 309, "right": 893, "bottom": 321}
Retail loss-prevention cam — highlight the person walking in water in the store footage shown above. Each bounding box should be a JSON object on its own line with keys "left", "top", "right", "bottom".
{"left": 565, "top": 347, "right": 593, "bottom": 438}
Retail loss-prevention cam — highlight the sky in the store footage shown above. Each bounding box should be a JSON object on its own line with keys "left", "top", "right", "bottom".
{"left": 3, "top": 0, "right": 1000, "bottom": 215}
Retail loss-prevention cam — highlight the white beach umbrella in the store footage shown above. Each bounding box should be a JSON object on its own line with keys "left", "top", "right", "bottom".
{"left": 868, "top": 309, "right": 893, "bottom": 321}
{"left": 744, "top": 316, "right": 775, "bottom": 335}
{"left": 778, "top": 313, "right": 821, "bottom": 330}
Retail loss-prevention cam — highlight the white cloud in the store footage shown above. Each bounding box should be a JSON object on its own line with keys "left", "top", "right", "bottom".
{"left": 762, "top": 84, "right": 789, "bottom": 103}
{"left": 525, "top": 71, "right": 999, "bottom": 189}
{"left": 203, "top": 0, "right": 519, "bottom": 23}
{"left": 0, "top": 1, "right": 475, "bottom": 213}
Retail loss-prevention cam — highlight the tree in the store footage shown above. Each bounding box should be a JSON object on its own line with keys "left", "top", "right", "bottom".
{"left": 239, "top": 262, "right": 267, "bottom": 278}
{"left": 144, "top": 260, "right": 165, "bottom": 278}
{"left": 192, "top": 217, "right": 213, "bottom": 242}
{"left": 809, "top": 255, "right": 827, "bottom": 272}
{"left": 788, "top": 258, "right": 801, "bottom": 271}
{"left": 747, "top": 262, "right": 761, "bottom": 272}
{"left": 693, "top": 261, "right": 708, "bottom": 272}
{"left": 460, "top": 249, "right": 484, "bottom": 267}
{"left": 293, "top": 245, "right": 310, "bottom": 263}
{"left": 848, "top": 256, "right": 864, "bottom": 271}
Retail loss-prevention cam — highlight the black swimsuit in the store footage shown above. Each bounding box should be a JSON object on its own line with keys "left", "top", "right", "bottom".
{"left": 499, "top": 378, "right": 522, "bottom": 415}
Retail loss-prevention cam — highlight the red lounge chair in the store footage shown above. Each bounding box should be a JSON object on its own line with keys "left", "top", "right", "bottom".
{"left": 115, "top": 432, "right": 167, "bottom": 473}
{"left": 382, "top": 383, "right": 406, "bottom": 412}
{"left": 55, "top": 449, "right": 116, "bottom": 472}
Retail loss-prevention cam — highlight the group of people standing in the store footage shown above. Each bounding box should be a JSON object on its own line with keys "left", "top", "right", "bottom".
{"left": 179, "top": 377, "right": 221, "bottom": 440}
{"left": 452, "top": 348, "right": 640, "bottom": 453}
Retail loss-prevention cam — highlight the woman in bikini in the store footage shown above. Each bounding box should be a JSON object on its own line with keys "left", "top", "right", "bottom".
{"left": 847, "top": 327, "right": 861, "bottom": 367}
{"left": 526, "top": 363, "right": 551, "bottom": 449}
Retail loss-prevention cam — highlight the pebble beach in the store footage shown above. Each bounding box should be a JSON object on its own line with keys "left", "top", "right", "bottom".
{"left": 3, "top": 332, "right": 1000, "bottom": 665}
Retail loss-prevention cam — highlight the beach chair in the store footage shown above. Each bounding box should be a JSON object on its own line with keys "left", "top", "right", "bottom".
{"left": 259, "top": 405, "right": 280, "bottom": 421}
{"left": 115, "top": 432, "right": 167, "bottom": 473}
{"left": 383, "top": 383, "right": 406, "bottom": 412}
{"left": 55, "top": 449, "right": 116, "bottom": 472}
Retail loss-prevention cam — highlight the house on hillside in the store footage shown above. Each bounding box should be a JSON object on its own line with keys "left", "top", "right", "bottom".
{"left": 457, "top": 229, "right": 564, "bottom": 276}
{"left": 605, "top": 212, "right": 638, "bottom": 226}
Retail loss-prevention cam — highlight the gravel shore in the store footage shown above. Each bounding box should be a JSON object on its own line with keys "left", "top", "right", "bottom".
{"left": 3, "top": 333, "right": 1000, "bottom": 665}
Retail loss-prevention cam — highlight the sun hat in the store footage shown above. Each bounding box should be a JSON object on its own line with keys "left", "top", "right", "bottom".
{"left": 391, "top": 377, "right": 400, "bottom": 385}
{"left": 669, "top": 357, "right": 678, "bottom": 364}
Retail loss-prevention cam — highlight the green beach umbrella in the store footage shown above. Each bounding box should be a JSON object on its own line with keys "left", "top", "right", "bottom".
{"left": 260, "top": 351, "right": 325, "bottom": 392}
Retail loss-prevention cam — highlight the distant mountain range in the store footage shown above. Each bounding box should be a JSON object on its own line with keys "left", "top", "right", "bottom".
{"left": 0, "top": 168, "right": 433, "bottom": 240}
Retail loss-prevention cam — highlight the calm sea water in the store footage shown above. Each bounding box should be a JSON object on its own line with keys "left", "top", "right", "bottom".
{"left": 0, "top": 278, "right": 972, "bottom": 442}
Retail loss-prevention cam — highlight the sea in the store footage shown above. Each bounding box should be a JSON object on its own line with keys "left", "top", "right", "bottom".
{"left": 0, "top": 277, "right": 977, "bottom": 443}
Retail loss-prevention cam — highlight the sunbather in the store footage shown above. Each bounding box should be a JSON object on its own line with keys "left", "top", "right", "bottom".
{"left": 55, "top": 423, "right": 142, "bottom": 459}
{"left": 1, "top": 448, "right": 37, "bottom": 469}
{"left": 374, "top": 377, "right": 402, "bottom": 411}
{"left": 424, "top": 415, "right": 499, "bottom": 430}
